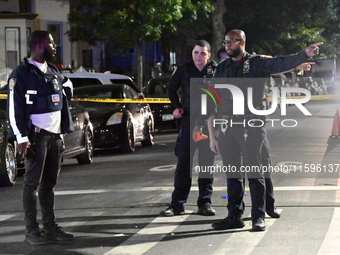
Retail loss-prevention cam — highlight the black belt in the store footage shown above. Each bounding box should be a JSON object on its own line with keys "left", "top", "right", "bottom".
{"left": 35, "top": 128, "right": 61, "bottom": 138}
{"left": 221, "top": 114, "right": 267, "bottom": 121}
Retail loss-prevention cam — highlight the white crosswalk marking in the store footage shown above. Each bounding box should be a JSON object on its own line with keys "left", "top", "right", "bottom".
{"left": 212, "top": 210, "right": 282, "bottom": 255}
{"left": 317, "top": 208, "right": 340, "bottom": 255}
{"left": 53, "top": 186, "right": 340, "bottom": 196}
{"left": 2, "top": 186, "right": 340, "bottom": 254}
{"left": 104, "top": 211, "right": 193, "bottom": 255}
{"left": 0, "top": 214, "right": 15, "bottom": 222}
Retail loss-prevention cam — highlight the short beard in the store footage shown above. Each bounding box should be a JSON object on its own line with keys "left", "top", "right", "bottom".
{"left": 43, "top": 49, "right": 56, "bottom": 62}
{"left": 227, "top": 47, "right": 241, "bottom": 58}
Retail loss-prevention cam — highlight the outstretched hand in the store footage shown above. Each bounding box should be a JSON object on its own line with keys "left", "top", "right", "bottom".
{"left": 305, "top": 42, "right": 323, "bottom": 57}
{"left": 296, "top": 62, "right": 315, "bottom": 72}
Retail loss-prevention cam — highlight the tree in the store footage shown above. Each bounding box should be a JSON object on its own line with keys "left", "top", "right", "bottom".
{"left": 67, "top": 0, "right": 214, "bottom": 90}
{"left": 221, "top": 0, "right": 340, "bottom": 58}
{"left": 211, "top": 0, "right": 227, "bottom": 61}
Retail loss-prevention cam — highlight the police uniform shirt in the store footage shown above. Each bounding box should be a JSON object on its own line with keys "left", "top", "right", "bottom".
{"left": 28, "top": 59, "right": 61, "bottom": 134}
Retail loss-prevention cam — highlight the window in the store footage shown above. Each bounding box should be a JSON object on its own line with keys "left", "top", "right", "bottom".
{"left": 47, "top": 24, "right": 62, "bottom": 64}
{"left": 68, "top": 78, "right": 101, "bottom": 88}
{"left": 26, "top": 27, "right": 31, "bottom": 57}
{"left": 19, "top": 0, "right": 32, "bottom": 12}
{"left": 126, "top": 86, "right": 139, "bottom": 99}
{"left": 6, "top": 28, "right": 20, "bottom": 69}
{"left": 82, "top": 49, "right": 93, "bottom": 69}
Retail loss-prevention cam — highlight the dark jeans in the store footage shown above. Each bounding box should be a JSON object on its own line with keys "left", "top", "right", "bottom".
{"left": 218, "top": 127, "right": 266, "bottom": 220}
{"left": 23, "top": 130, "right": 63, "bottom": 232}
{"left": 262, "top": 137, "right": 276, "bottom": 211}
{"left": 171, "top": 125, "right": 215, "bottom": 208}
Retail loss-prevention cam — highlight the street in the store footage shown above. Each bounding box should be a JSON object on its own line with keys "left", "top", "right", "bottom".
{"left": 0, "top": 99, "right": 340, "bottom": 255}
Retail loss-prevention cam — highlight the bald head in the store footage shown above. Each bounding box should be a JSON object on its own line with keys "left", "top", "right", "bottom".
{"left": 224, "top": 29, "right": 246, "bottom": 60}
{"left": 226, "top": 29, "right": 246, "bottom": 42}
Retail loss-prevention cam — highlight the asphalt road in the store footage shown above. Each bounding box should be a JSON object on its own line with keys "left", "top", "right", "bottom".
{"left": 0, "top": 100, "right": 340, "bottom": 255}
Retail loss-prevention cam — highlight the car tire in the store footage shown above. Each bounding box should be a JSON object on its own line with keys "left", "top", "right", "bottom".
{"left": 0, "top": 142, "right": 17, "bottom": 187}
{"left": 76, "top": 128, "right": 94, "bottom": 164}
{"left": 141, "top": 118, "right": 154, "bottom": 147}
{"left": 121, "top": 120, "right": 135, "bottom": 153}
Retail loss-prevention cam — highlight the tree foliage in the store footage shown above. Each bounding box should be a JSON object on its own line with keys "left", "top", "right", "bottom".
{"left": 224, "top": 0, "right": 340, "bottom": 58}
{"left": 67, "top": 0, "right": 214, "bottom": 53}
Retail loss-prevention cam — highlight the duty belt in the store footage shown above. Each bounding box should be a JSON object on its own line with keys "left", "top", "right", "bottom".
{"left": 219, "top": 114, "right": 267, "bottom": 134}
{"left": 221, "top": 114, "right": 267, "bottom": 121}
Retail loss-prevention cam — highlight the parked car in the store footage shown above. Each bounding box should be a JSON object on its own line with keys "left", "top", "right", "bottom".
{"left": 144, "top": 76, "right": 177, "bottom": 131}
{"left": 63, "top": 72, "right": 140, "bottom": 91}
{"left": 73, "top": 84, "right": 154, "bottom": 153}
{"left": 0, "top": 109, "right": 17, "bottom": 187}
{"left": 0, "top": 91, "right": 94, "bottom": 187}
{"left": 63, "top": 100, "right": 94, "bottom": 165}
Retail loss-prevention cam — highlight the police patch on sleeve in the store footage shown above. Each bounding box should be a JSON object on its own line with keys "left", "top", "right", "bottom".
{"left": 9, "top": 78, "right": 16, "bottom": 90}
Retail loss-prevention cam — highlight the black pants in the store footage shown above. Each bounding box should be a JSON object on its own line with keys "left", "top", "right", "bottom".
{"left": 218, "top": 127, "right": 266, "bottom": 220}
{"left": 262, "top": 136, "right": 276, "bottom": 212}
{"left": 23, "top": 130, "right": 63, "bottom": 232}
{"left": 170, "top": 125, "right": 215, "bottom": 208}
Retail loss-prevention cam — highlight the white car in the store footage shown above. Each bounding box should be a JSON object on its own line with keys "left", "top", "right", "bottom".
{"left": 63, "top": 72, "right": 140, "bottom": 91}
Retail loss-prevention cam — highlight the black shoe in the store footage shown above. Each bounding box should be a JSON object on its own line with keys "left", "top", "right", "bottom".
{"left": 252, "top": 218, "right": 266, "bottom": 231}
{"left": 160, "top": 206, "right": 185, "bottom": 216}
{"left": 42, "top": 225, "right": 74, "bottom": 241}
{"left": 212, "top": 217, "right": 245, "bottom": 230}
{"left": 197, "top": 205, "right": 216, "bottom": 216}
{"left": 25, "top": 230, "right": 46, "bottom": 246}
{"left": 266, "top": 208, "right": 281, "bottom": 218}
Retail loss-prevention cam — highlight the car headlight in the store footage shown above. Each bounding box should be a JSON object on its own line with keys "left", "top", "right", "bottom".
{"left": 106, "top": 112, "right": 123, "bottom": 126}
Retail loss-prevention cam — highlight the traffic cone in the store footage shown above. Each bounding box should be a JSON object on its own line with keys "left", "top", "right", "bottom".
{"left": 193, "top": 131, "right": 208, "bottom": 142}
{"left": 330, "top": 109, "right": 340, "bottom": 138}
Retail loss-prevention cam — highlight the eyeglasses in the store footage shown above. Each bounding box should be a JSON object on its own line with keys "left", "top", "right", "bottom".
{"left": 223, "top": 39, "right": 242, "bottom": 46}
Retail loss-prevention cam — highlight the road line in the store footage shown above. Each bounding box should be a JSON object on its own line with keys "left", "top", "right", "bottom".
{"left": 213, "top": 210, "right": 282, "bottom": 255}
{"left": 54, "top": 186, "right": 340, "bottom": 196}
{"left": 317, "top": 208, "right": 340, "bottom": 255}
{"left": 0, "top": 214, "right": 15, "bottom": 222}
{"left": 104, "top": 211, "right": 193, "bottom": 255}
{"left": 138, "top": 186, "right": 340, "bottom": 191}
{"left": 55, "top": 189, "right": 109, "bottom": 195}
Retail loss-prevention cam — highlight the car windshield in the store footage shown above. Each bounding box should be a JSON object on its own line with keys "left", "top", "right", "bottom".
{"left": 74, "top": 87, "right": 123, "bottom": 99}
{"left": 68, "top": 78, "right": 102, "bottom": 88}
{"left": 147, "top": 83, "right": 168, "bottom": 98}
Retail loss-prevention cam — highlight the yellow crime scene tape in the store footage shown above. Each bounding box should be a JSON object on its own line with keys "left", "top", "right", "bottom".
{"left": 0, "top": 94, "right": 338, "bottom": 103}
{"left": 72, "top": 98, "right": 172, "bottom": 103}
{"left": 265, "top": 94, "right": 339, "bottom": 102}
{"left": 0, "top": 94, "right": 171, "bottom": 103}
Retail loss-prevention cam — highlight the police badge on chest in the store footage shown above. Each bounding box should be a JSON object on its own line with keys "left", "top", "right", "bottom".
{"left": 51, "top": 78, "right": 60, "bottom": 92}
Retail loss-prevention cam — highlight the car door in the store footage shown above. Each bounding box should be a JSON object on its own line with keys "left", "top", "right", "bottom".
{"left": 63, "top": 101, "right": 85, "bottom": 152}
{"left": 123, "top": 85, "right": 144, "bottom": 139}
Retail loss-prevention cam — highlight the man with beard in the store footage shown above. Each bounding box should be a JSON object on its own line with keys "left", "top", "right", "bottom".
{"left": 196, "top": 29, "right": 322, "bottom": 231}
{"left": 7, "top": 30, "right": 74, "bottom": 245}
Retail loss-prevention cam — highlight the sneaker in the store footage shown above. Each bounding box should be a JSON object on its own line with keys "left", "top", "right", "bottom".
{"left": 212, "top": 217, "right": 245, "bottom": 230}
{"left": 252, "top": 218, "right": 266, "bottom": 231}
{"left": 25, "top": 230, "right": 46, "bottom": 246}
{"left": 42, "top": 225, "right": 74, "bottom": 241}
{"left": 197, "top": 205, "right": 216, "bottom": 216}
{"left": 266, "top": 208, "right": 281, "bottom": 218}
{"left": 160, "top": 206, "right": 185, "bottom": 216}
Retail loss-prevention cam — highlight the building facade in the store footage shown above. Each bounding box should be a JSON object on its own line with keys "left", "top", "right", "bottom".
{"left": 0, "top": 0, "right": 75, "bottom": 70}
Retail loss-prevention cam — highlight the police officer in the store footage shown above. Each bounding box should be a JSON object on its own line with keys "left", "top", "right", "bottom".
{"left": 198, "top": 29, "right": 322, "bottom": 231}
{"left": 160, "top": 40, "right": 217, "bottom": 216}
{"left": 7, "top": 30, "right": 74, "bottom": 245}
